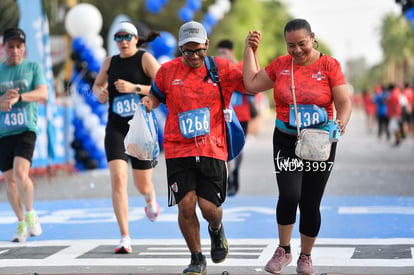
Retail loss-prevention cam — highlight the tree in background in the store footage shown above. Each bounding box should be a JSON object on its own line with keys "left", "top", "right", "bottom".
{"left": 0, "top": 0, "right": 20, "bottom": 34}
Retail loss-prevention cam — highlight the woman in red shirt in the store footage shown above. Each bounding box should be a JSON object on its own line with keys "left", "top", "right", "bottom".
{"left": 243, "top": 19, "right": 352, "bottom": 275}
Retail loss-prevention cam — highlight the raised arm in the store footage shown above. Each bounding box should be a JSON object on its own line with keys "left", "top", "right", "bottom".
{"left": 243, "top": 30, "right": 274, "bottom": 93}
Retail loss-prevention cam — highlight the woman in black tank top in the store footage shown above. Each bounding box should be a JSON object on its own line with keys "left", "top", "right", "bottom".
{"left": 92, "top": 22, "right": 161, "bottom": 254}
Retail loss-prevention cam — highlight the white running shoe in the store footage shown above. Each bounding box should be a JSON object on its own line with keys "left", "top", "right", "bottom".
{"left": 114, "top": 235, "right": 132, "bottom": 254}
{"left": 25, "top": 210, "right": 42, "bottom": 237}
{"left": 145, "top": 200, "right": 160, "bottom": 222}
{"left": 12, "top": 221, "right": 27, "bottom": 242}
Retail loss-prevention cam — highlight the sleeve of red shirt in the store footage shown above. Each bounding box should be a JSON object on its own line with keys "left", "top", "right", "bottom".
{"left": 325, "top": 56, "right": 346, "bottom": 88}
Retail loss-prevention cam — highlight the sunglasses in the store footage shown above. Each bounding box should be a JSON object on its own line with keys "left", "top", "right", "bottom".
{"left": 114, "top": 34, "right": 134, "bottom": 42}
{"left": 181, "top": 48, "right": 207, "bottom": 57}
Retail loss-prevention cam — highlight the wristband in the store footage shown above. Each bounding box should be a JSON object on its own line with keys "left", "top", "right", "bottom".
{"left": 18, "top": 94, "right": 22, "bottom": 102}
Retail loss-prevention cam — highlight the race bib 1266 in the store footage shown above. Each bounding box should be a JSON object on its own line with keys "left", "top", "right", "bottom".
{"left": 178, "top": 107, "right": 210, "bottom": 139}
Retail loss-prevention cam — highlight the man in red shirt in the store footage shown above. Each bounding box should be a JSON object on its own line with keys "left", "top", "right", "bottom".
{"left": 142, "top": 21, "right": 246, "bottom": 275}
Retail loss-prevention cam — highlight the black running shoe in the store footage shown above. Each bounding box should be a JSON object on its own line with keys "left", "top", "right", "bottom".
{"left": 183, "top": 253, "right": 206, "bottom": 275}
{"left": 208, "top": 224, "right": 229, "bottom": 263}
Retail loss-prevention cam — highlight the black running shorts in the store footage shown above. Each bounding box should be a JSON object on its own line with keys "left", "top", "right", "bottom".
{"left": 166, "top": 156, "right": 227, "bottom": 207}
{"left": 0, "top": 131, "right": 36, "bottom": 172}
{"left": 105, "top": 119, "right": 156, "bottom": 170}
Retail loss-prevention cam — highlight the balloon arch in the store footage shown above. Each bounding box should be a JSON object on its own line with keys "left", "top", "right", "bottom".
{"left": 64, "top": 1, "right": 232, "bottom": 170}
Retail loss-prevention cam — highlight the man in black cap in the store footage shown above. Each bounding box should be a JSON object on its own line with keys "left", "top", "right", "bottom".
{"left": 0, "top": 27, "right": 48, "bottom": 242}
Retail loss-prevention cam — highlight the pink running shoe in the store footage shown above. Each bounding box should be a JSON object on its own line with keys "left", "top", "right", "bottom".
{"left": 264, "top": 246, "right": 292, "bottom": 275}
{"left": 296, "top": 254, "right": 316, "bottom": 275}
{"left": 145, "top": 200, "right": 160, "bottom": 222}
{"left": 114, "top": 235, "right": 132, "bottom": 254}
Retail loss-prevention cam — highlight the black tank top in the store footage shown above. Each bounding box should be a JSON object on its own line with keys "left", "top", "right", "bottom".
{"left": 107, "top": 50, "right": 151, "bottom": 123}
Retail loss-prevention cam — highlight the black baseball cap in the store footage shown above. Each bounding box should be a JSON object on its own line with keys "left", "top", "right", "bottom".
{"left": 3, "top": 27, "right": 26, "bottom": 44}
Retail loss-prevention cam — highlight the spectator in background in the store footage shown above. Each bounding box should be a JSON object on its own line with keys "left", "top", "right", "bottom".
{"left": 362, "top": 88, "right": 376, "bottom": 133}
{"left": 374, "top": 85, "right": 390, "bottom": 141}
{"left": 386, "top": 84, "right": 403, "bottom": 146}
{"left": 402, "top": 82, "right": 413, "bottom": 138}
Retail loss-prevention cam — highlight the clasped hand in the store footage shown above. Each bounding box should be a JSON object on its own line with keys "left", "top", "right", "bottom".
{"left": 246, "top": 30, "right": 262, "bottom": 51}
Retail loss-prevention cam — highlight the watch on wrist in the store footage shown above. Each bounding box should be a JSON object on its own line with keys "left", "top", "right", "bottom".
{"left": 18, "top": 94, "right": 22, "bottom": 102}
{"left": 136, "top": 84, "right": 141, "bottom": 93}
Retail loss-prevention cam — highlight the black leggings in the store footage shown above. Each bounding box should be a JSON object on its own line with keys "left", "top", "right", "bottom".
{"left": 273, "top": 127, "right": 337, "bottom": 237}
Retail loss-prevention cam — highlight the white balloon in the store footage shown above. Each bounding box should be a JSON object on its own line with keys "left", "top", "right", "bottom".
{"left": 83, "top": 34, "right": 104, "bottom": 48}
{"left": 65, "top": 3, "right": 103, "bottom": 38}
{"left": 208, "top": 4, "right": 225, "bottom": 20}
{"left": 75, "top": 103, "right": 92, "bottom": 118}
{"left": 91, "top": 125, "right": 106, "bottom": 142}
{"left": 83, "top": 115, "right": 100, "bottom": 131}
{"left": 93, "top": 47, "right": 107, "bottom": 62}
{"left": 217, "top": 0, "right": 231, "bottom": 14}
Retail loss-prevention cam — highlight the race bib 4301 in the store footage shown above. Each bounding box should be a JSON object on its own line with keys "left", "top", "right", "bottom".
{"left": 0, "top": 107, "right": 28, "bottom": 131}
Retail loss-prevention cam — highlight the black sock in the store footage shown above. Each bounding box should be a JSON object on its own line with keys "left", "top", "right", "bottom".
{"left": 300, "top": 252, "right": 311, "bottom": 257}
{"left": 191, "top": 252, "right": 203, "bottom": 261}
{"left": 280, "top": 245, "right": 291, "bottom": 254}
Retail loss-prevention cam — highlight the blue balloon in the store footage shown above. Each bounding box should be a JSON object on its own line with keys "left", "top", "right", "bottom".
{"left": 94, "top": 104, "right": 108, "bottom": 118}
{"left": 75, "top": 162, "right": 85, "bottom": 171}
{"left": 82, "top": 136, "right": 95, "bottom": 151}
{"left": 72, "top": 37, "right": 86, "bottom": 53}
{"left": 178, "top": 6, "right": 194, "bottom": 22}
{"left": 204, "top": 12, "right": 218, "bottom": 27}
{"left": 151, "top": 31, "right": 177, "bottom": 58}
{"left": 73, "top": 117, "right": 83, "bottom": 129}
{"left": 406, "top": 6, "right": 414, "bottom": 21}
{"left": 85, "top": 94, "right": 100, "bottom": 109}
{"left": 88, "top": 58, "right": 101, "bottom": 73}
{"left": 187, "top": 0, "right": 201, "bottom": 11}
{"left": 75, "top": 127, "right": 88, "bottom": 141}
{"left": 145, "top": 0, "right": 163, "bottom": 14}
{"left": 202, "top": 21, "right": 212, "bottom": 36}
{"left": 80, "top": 48, "right": 95, "bottom": 64}
{"left": 77, "top": 81, "right": 91, "bottom": 96}
{"left": 98, "top": 158, "right": 108, "bottom": 169}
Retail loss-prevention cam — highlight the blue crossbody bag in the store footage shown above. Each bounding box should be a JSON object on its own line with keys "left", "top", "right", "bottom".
{"left": 204, "top": 56, "right": 245, "bottom": 161}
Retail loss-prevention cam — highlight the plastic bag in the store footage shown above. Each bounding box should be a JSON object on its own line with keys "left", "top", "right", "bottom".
{"left": 124, "top": 103, "right": 159, "bottom": 160}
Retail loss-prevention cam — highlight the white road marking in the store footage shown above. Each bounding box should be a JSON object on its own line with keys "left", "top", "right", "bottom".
{"left": 0, "top": 238, "right": 413, "bottom": 268}
{"left": 339, "top": 206, "right": 414, "bottom": 215}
